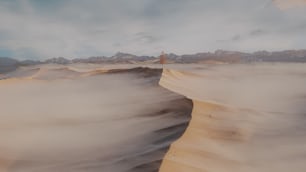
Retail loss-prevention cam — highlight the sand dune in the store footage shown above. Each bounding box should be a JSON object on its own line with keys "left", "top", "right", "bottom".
{"left": 1, "top": 65, "right": 163, "bottom": 81}
{"left": 2, "top": 63, "right": 306, "bottom": 172}
{"left": 0, "top": 65, "right": 192, "bottom": 172}
{"left": 0, "top": 66, "right": 80, "bottom": 80}
{"left": 159, "top": 63, "right": 306, "bottom": 172}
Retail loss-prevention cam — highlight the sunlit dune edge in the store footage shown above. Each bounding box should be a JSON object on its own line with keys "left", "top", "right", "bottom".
{"left": 159, "top": 69, "right": 249, "bottom": 172}
{"left": 159, "top": 64, "right": 306, "bottom": 172}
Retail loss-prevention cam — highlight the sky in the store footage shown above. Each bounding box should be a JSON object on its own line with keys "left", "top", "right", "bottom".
{"left": 0, "top": 0, "right": 306, "bottom": 60}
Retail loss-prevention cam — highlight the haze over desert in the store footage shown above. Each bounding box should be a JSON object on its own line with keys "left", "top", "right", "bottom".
{"left": 0, "top": 62, "right": 305, "bottom": 171}
{"left": 1, "top": 0, "right": 306, "bottom": 171}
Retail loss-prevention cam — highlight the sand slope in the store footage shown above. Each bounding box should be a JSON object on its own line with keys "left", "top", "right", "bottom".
{"left": 159, "top": 64, "right": 306, "bottom": 172}
{"left": 0, "top": 65, "right": 192, "bottom": 172}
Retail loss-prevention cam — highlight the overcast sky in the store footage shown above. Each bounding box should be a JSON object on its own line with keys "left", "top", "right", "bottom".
{"left": 0, "top": 0, "right": 306, "bottom": 59}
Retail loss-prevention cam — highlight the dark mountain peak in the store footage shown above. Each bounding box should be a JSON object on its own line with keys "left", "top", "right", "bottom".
{"left": 0, "top": 57, "right": 18, "bottom": 73}
{"left": 214, "top": 49, "right": 247, "bottom": 56}
{"left": 0, "top": 57, "right": 18, "bottom": 65}
{"left": 112, "top": 52, "right": 137, "bottom": 59}
{"left": 2, "top": 49, "right": 306, "bottom": 66}
{"left": 253, "top": 50, "right": 272, "bottom": 56}
{"left": 45, "top": 57, "right": 71, "bottom": 64}
{"left": 166, "top": 53, "right": 179, "bottom": 59}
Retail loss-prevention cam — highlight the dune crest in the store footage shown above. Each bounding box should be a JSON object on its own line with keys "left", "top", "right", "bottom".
{"left": 159, "top": 64, "right": 306, "bottom": 172}
{"left": 0, "top": 66, "right": 193, "bottom": 172}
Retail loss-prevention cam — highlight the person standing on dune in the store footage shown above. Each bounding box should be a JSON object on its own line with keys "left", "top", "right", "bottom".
{"left": 160, "top": 51, "right": 166, "bottom": 69}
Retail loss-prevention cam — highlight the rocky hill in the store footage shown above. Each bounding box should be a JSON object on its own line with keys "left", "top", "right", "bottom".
{"left": 1, "top": 50, "right": 306, "bottom": 72}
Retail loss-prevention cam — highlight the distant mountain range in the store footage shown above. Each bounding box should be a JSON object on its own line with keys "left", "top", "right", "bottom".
{"left": 1, "top": 50, "right": 306, "bottom": 73}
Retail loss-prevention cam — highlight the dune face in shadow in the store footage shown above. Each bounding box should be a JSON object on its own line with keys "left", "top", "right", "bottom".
{"left": 0, "top": 66, "right": 192, "bottom": 172}
{"left": 159, "top": 63, "right": 306, "bottom": 172}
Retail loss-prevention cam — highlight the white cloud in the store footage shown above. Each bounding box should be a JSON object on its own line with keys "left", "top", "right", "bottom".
{"left": 0, "top": 0, "right": 305, "bottom": 59}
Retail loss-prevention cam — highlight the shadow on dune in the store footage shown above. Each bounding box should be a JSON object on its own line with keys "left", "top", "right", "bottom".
{"left": 0, "top": 66, "right": 192, "bottom": 172}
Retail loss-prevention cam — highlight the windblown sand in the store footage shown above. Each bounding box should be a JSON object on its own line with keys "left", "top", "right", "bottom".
{"left": 0, "top": 65, "right": 192, "bottom": 172}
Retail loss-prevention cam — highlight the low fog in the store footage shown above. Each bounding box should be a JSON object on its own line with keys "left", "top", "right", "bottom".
{"left": 0, "top": 66, "right": 191, "bottom": 172}
{"left": 2, "top": 63, "right": 306, "bottom": 172}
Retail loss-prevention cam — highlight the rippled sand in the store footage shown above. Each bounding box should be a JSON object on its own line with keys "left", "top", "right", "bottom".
{"left": 159, "top": 63, "right": 306, "bottom": 172}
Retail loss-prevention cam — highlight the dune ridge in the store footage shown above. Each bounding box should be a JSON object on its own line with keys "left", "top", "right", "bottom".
{"left": 0, "top": 66, "right": 193, "bottom": 172}
{"left": 0, "top": 66, "right": 163, "bottom": 81}
{"left": 159, "top": 69, "right": 247, "bottom": 172}
{"left": 158, "top": 64, "right": 306, "bottom": 172}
